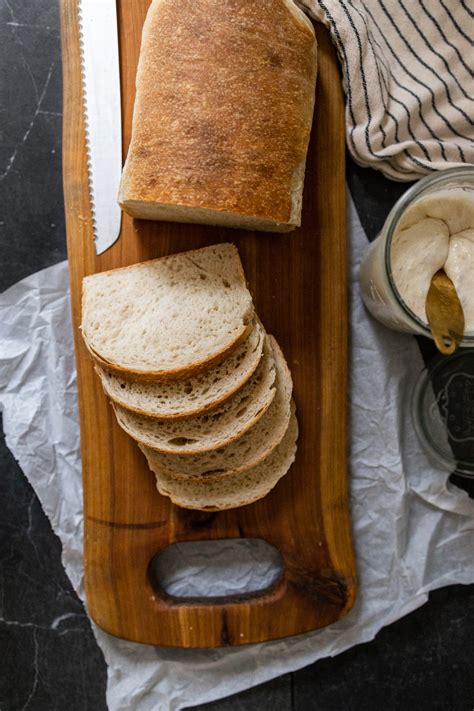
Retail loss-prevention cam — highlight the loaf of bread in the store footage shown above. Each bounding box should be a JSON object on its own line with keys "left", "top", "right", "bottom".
{"left": 118, "top": 0, "right": 317, "bottom": 232}
{"left": 81, "top": 244, "right": 253, "bottom": 381}
{"left": 84, "top": 243, "right": 299, "bottom": 510}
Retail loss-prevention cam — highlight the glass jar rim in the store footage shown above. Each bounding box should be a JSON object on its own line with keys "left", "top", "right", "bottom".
{"left": 382, "top": 166, "right": 474, "bottom": 344}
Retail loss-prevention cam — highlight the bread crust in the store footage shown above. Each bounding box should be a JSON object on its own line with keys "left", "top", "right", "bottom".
{"left": 119, "top": 0, "right": 317, "bottom": 229}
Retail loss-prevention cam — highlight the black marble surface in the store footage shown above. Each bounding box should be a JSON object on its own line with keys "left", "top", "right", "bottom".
{"left": 0, "top": 1, "right": 473, "bottom": 710}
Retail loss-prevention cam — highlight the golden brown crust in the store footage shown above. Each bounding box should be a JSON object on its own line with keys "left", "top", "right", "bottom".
{"left": 119, "top": 0, "right": 317, "bottom": 227}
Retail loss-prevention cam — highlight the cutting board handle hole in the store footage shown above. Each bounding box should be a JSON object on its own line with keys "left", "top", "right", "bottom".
{"left": 148, "top": 538, "right": 283, "bottom": 601}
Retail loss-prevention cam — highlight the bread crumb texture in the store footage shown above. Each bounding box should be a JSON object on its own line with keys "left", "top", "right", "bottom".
{"left": 82, "top": 244, "right": 253, "bottom": 374}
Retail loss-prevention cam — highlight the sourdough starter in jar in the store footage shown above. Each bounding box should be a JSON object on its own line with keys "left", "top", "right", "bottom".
{"left": 359, "top": 168, "right": 474, "bottom": 344}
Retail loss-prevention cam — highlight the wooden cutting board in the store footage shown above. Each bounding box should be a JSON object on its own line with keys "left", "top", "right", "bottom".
{"left": 60, "top": 0, "right": 356, "bottom": 648}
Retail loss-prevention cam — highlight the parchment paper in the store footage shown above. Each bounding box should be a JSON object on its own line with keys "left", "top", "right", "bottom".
{"left": 1, "top": 197, "right": 474, "bottom": 711}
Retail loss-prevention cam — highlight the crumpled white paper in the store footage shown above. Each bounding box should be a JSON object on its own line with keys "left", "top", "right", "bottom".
{"left": 1, "top": 196, "right": 474, "bottom": 711}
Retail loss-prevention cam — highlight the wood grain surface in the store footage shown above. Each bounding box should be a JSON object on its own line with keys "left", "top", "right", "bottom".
{"left": 60, "top": 0, "right": 356, "bottom": 648}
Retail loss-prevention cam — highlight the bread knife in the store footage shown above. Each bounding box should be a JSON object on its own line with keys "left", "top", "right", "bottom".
{"left": 78, "top": 0, "right": 122, "bottom": 255}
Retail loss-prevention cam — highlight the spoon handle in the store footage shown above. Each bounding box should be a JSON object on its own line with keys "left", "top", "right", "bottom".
{"left": 426, "top": 269, "right": 465, "bottom": 355}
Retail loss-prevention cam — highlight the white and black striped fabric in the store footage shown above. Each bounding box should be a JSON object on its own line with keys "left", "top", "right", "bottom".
{"left": 301, "top": 0, "right": 474, "bottom": 180}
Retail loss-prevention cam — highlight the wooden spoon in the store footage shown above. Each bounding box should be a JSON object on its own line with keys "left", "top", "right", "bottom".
{"left": 426, "top": 269, "right": 465, "bottom": 355}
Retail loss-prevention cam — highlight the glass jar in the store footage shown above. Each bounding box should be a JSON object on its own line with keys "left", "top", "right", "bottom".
{"left": 412, "top": 350, "right": 474, "bottom": 478}
{"left": 359, "top": 166, "right": 474, "bottom": 346}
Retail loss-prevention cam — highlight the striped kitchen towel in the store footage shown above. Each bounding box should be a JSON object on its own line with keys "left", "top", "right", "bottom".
{"left": 301, "top": 0, "right": 474, "bottom": 180}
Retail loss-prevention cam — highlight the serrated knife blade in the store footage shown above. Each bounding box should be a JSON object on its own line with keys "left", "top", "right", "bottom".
{"left": 78, "top": 0, "right": 122, "bottom": 255}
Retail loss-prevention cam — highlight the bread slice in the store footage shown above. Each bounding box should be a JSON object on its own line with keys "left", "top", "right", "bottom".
{"left": 81, "top": 244, "right": 254, "bottom": 381}
{"left": 97, "top": 319, "right": 264, "bottom": 419}
{"left": 118, "top": 0, "right": 317, "bottom": 232}
{"left": 150, "top": 411, "right": 299, "bottom": 511}
{"left": 113, "top": 337, "right": 276, "bottom": 454}
{"left": 139, "top": 338, "right": 292, "bottom": 479}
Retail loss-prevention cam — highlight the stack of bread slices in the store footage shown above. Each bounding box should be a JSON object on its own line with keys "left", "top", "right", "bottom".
{"left": 81, "top": 243, "right": 298, "bottom": 511}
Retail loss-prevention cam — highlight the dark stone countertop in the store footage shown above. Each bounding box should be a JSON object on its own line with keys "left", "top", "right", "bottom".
{"left": 0, "top": 1, "right": 473, "bottom": 710}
